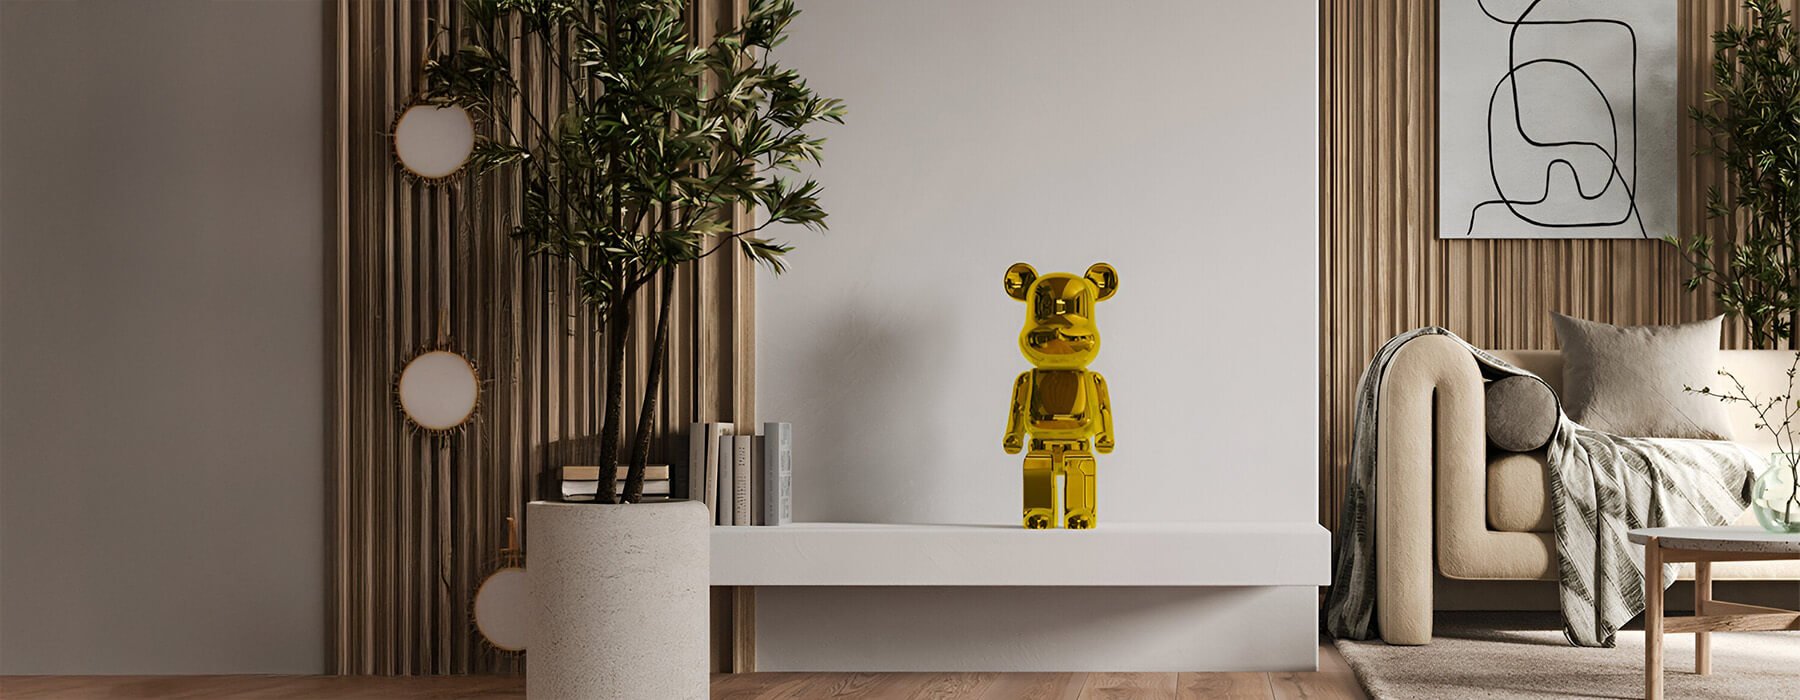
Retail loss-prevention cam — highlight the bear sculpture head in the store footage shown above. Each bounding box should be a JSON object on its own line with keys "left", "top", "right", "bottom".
{"left": 1003, "top": 262, "right": 1118, "bottom": 370}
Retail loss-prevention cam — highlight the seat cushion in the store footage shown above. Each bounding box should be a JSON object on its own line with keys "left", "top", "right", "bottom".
{"left": 1484, "top": 451, "right": 1780, "bottom": 535}
{"left": 1483, "top": 455, "right": 1800, "bottom": 580}
{"left": 1488, "top": 451, "right": 1554, "bottom": 533}
{"left": 1475, "top": 452, "right": 1800, "bottom": 579}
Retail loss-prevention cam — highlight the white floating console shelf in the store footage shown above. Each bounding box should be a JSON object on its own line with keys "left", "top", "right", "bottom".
{"left": 711, "top": 521, "right": 1331, "bottom": 672}
{"left": 711, "top": 521, "right": 1329, "bottom": 587}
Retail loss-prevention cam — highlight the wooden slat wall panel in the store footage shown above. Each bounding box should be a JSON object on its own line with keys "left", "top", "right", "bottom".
{"left": 332, "top": 0, "right": 755, "bottom": 675}
{"left": 1318, "top": 0, "right": 1795, "bottom": 531}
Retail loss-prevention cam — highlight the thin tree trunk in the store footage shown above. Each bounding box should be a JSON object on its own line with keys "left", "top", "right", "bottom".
{"left": 594, "top": 301, "right": 630, "bottom": 504}
{"left": 624, "top": 271, "right": 676, "bottom": 502}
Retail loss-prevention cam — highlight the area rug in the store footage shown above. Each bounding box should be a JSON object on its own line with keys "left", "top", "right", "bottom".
{"left": 1334, "top": 613, "right": 1800, "bottom": 699}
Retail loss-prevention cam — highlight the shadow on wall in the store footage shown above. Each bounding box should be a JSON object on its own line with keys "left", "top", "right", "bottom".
{"left": 793, "top": 301, "right": 942, "bottom": 524}
{"left": 539, "top": 434, "right": 603, "bottom": 498}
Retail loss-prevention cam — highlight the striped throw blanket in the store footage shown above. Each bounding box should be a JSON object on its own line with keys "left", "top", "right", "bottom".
{"left": 1323, "top": 328, "right": 1757, "bottom": 647}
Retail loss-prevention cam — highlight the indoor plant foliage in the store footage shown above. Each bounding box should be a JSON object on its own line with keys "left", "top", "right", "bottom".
{"left": 423, "top": 0, "right": 843, "bottom": 503}
{"left": 1668, "top": 0, "right": 1800, "bottom": 349}
{"left": 1689, "top": 356, "right": 1800, "bottom": 533}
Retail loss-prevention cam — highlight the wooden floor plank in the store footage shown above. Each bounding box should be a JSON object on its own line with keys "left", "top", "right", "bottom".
{"left": 979, "top": 672, "right": 1085, "bottom": 700}
{"left": 1178, "top": 672, "right": 1273, "bottom": 700}
{"left": 1269, "top": 670, "right": 1362, "bottom": 700}
{"left": 1079, "top": 672, "right": 1178, "bottom": 700}
{"left": 784, "top": 671, "right": 906, "bottom": 699}
{"left": 710, "top": 671, "right": 812, "bottom": 699}
{"left": 1317, "top": 641, "right": 1353, "bottom": 675}
{"left": 0, "top": 675, "right": 529, "bottom": 699}
{"left": 906, "top": 672, "right": 998, "bottom": 700}
{"left": 1302, "top": 639, "right": 1369, "bottom": 700}
{"left": 0, "top": 658, "right": 1364, "bottom": 700}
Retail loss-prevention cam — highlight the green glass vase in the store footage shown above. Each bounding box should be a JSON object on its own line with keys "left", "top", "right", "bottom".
{"left": 1754, "top": 455, "right": 1800, "bottom": 534}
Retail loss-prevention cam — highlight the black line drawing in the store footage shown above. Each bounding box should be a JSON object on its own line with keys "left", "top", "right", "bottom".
{"left": 1462, "top": 0, "right": 1650, "bottom": 238}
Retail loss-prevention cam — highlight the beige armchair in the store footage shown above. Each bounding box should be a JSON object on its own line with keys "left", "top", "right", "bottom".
{"left": 1374, "top": 335, "right": 1800, "bottom": 645}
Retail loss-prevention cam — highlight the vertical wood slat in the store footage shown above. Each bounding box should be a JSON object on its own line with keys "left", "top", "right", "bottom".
{"left": 331, "top": 0, "right": 756, "bottom": 675}
{"left": 329, "top": 0, "right": 352, "bottom": 676}
{"left": 1317, "top": 0, "right": 1794, "bottom": 531}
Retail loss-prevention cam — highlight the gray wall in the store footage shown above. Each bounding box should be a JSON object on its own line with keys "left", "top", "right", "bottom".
{"left": 752, "top": 0, "right": 1318, "bottom": 670}
{"left": 1, "top": 0, "right": 327, "bottom": 674}
{"left": 759, "top": 0, "right": 1319, "bottom": 526}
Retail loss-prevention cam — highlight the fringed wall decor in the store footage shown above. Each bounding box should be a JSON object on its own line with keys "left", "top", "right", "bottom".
{"left": 1318, "top": 0, "right": 1796, "bottom": 531}
{"left": 331, "top": 0, "right": 757, "bottom": 675}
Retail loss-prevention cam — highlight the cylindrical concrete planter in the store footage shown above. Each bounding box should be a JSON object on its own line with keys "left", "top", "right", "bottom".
{"left": 528, "top": 499, "right": 709, "bottom": 700}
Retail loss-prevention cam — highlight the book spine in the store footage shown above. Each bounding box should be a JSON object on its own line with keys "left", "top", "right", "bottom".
{"left": 687, "top": 422, "right": 708, "bottom": 503}
{"left": 561, "top": 465, "right": 672, "bottom": 481}
{"left": 613, "top": 480, "right": 671, "bottom": 496}
{"left": 560, "top": 478, "right": 673, "bottom": 499}
{"left": 716, "top": 433, "right": 734, "bottom": 526}
{"left": 703, "top": 425, "right": 718, "bottom": 518}
{"left": 750, "top": 436, "right": 764, "bottom": 525}
{"left": 764, "top": 422, "right": 792, "bottom": 525}
{"left": 707, "top": 423, "right": 732, "bottom": 522}
{"left": 732, "top": 435, "right": 753, "bottom": 526}
{"left": 622, "top": 464, "right": 670, "bottom": 480}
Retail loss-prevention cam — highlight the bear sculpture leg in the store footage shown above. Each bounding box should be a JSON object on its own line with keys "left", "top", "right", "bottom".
{"left": 1022, "top": 450, "right": 1054, "bottom": 529}
{"left": 1062, "top": 453, "right": 1097, "bottom": 529}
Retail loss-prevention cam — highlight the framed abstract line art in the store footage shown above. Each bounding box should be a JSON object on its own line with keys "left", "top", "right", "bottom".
{"left": 1439, "top": 0, "right": 1677, "bottom": 239}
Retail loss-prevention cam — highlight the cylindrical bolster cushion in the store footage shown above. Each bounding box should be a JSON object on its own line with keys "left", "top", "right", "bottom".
{"left": 1485, "top": 376, "right": 1558, "bottom": 452}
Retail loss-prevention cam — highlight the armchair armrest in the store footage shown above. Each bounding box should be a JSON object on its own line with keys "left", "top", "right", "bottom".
{"left": 1374, "top": 334, "right": 1485, "bottom": 644}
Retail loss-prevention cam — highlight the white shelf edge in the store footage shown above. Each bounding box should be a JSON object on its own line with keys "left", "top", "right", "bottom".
{"left": 711, "top": 521, "right": 1330, "bottom": 587}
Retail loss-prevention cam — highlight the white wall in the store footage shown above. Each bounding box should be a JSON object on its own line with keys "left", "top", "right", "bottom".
{"left": 1, "top": 0, "right": 327, "bottom": 673}
{"left": 759, "top": 0, "right": 1318, "bottom": 526}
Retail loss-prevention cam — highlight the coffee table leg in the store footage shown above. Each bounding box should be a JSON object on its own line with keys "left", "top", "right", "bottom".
{"left": 1646, "top": 536, "right": 1663, "bottom": 700}
{"left": 1695, "top": 559, "right": 1711, "bottom": 676}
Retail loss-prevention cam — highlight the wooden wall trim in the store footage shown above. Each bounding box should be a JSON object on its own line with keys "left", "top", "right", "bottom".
{"left": 1317, "top": 0, "right": 1791, "bottom": 532}
{"left": 331, "top": 0, "right": 756, "bottom": 675}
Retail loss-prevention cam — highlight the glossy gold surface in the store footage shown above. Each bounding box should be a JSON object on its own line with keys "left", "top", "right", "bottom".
{"left": 1003, "top": 263, "right": 1117, "bottom": 529}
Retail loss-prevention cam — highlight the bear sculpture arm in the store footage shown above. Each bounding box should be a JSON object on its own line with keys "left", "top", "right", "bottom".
{"left": 1003, "top": 371, "right": 1031, "bottom": 454}
{"left": 1091, "top": 371, "right": 1114, "bottom": 454}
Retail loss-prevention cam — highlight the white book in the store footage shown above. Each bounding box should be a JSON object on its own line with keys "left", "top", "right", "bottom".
{"left": 716, "top": 433, "right": 734, "bottom": 526}
{"left": 762, "top": 422, "right": 792, "bottom": 526}
{"left": 694, "top": 422, "right": 731, "bottom": 517}
{"left": 732, "top": 435, "right": 753, "bottom": 526}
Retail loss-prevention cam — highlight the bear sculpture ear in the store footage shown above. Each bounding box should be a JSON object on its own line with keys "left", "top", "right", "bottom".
{"left": 1085, "top": 262, "right": 1119, "bottom": 301}
{"left": 1003, "top": 262, "right": 1037, "bottom": 301}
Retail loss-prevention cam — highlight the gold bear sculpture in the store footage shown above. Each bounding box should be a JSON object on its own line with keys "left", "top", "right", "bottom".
{"left": 1002, "top": 262, "right": 1117, "bottom": 530}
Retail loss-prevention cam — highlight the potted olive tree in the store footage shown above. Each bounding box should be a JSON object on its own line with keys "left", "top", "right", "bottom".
{"left": 420, "top": 0, "right": 841, "bottom": 696}
{"left": 1667, "top": 0, "right": 1799, "bottom": 348}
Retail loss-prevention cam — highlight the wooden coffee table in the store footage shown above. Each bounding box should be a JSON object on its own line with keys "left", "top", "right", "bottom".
{"left": 1629, "top": 527, "right": 1800, "bottom": 700}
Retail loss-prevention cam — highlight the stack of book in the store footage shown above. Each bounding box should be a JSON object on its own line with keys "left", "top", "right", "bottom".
{"left": 560, "top": 465, "right": 672, "bottom": 502}
{"left": 688, "top": 422, "right": 792, "bottom": 526}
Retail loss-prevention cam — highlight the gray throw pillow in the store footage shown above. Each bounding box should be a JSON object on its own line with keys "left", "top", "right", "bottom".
{"left": 1550, "top": 313, "right": 1731, "bottom": 440}
{"left": 1486, "top": 376, "right": 1558, "bottom": 452}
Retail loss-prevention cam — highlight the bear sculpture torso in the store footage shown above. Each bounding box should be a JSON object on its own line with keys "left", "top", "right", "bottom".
{"left": 1001, "top": 262, "right": 1118, "bottom": 529}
